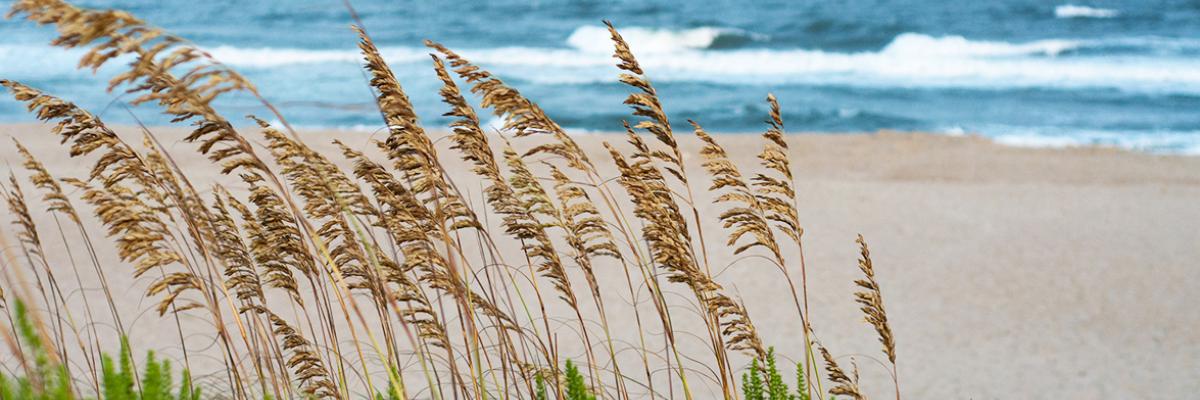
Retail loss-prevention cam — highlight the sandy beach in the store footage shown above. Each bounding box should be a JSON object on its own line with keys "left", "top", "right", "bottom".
{"left": 0, "top": 123, "right": 1197, "bottom": 399}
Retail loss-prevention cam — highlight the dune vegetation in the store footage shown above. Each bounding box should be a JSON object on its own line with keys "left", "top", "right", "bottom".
{"left": 0, "top": 0, "right": 899, "bottom": 399}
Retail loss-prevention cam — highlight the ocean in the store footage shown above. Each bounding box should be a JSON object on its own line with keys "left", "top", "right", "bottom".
{"left": 2, "top": 0, "right": 1199, "bottom": 153}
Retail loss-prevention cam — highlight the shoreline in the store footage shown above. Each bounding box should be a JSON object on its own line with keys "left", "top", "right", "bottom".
{"left": 2, "top": 120, "right": 1195, "bottom": 161}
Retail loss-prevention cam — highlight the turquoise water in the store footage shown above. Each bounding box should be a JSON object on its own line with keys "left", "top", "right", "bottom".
{"left": 2, "top": 0, "right": 1199, "bottom": 153}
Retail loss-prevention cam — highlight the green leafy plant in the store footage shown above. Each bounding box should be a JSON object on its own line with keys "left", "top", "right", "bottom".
{"left": 564, "top": 360, "right": 595, "bottom": 400}
{"left": 742, "top": 357, "right": 765, "bottom": 400}
{"left": 534, "top": 373, "right": 549, "bottom": 400}
{"left": 742, "top": 347, "right": 812, "bottom": 400}
{"left": 794, "top": 359, "right": 810, "bottom": 400}
{"left": 1, "top": 299, "right": 201, "bottom": 399}
{"left": 0, "top": 299, "right": 73, "bottom": 400}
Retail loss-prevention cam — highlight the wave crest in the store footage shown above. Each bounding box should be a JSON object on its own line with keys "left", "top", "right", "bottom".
{"left": 6, "top": 32, "right": 1200, "bottom": 94}
{"left": 882, "top": 33, "right": 1081, "bottom": 57}
{"left": 1055, "top": 4, "right": 1120, "bottom": 19}
{"left": 565, "top": 25, "right": 762, "bottom": 54}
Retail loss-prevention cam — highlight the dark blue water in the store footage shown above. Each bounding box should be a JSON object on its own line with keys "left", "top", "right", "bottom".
{"left": 2, "top": 0, "right": 1199, "bottom": 153}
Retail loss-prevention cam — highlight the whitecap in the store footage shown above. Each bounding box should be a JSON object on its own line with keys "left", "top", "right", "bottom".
{"left": 1055, "top": 4, "right": 1120, "bottom": 19}
{"left": 881, "top": 33, "right": 1081, "bottom": 57}
{"left": 5, "top": 32, "right": 1200, "bottom": 95}
{"left": 565, "top": 25, "right": 762, "bottom": 54}
{"left": 991, "top": 128, "right": 1200, "bottom": 154}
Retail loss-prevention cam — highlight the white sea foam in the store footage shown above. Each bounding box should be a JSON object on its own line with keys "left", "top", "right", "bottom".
{"left": 990, "top": 129, "right": 1200, "bottom": 154}
{"left": 992, "top": 134, "right": 1086, "bottom": 148}
{"left": 881, "top": 33, "right": 1081, "bottom": 57}
{"left": 5, "top": 29, "right": 1200, "bottom": 95}
{"left": 565, "top": 25, "right": 761, "bottom": 54}
{"left": 478, "top": 33, "right": 1200, "bottom": 93}
{"left": 6, "top": 33, "right": 1200, "bottom": 95}
{"left": 5, "top": 26, "right": 1198, "bottom": 155}
{"left": 1055, "top": 4, "right": 1120, "bottom": 19}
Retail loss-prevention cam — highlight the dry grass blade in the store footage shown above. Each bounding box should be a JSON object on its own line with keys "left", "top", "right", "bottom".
{"left": 855, "top": 235, "right": 896, "bottom": 364}
{"left": 9, "top": 0, "right": 271, "bottom": 177}
{"left": 372, "top": 251, "right": 449, "bottom": 350}
{"left": 139, "top": 133, "right": 219, "bottom": 251}
{"left": 247, "top": 305, "right": 340, "bottom": 399}
{"left": 425, "top": 41, "right": 561, "bottom": 137}
{"left": 708, "top": 296, "right": 765, "bottom": 360}
{"left": 693, "top": 121, "right": 783, "bottom": 262}
{"left": 431, "top": 54, "right": 525, "bottom": 227}
{"left": 338, "top": 142, "right": 514, "bottom": 329}
{"left": 255, "top": 118, "right": 378, "bottom": 292}
{"left": 547, "top": 164, "right": 620, "bottom": 263}
{"left": 14, "top": 141, "right": 81, "bottom": 225}
{"left": 605, "top": 132, "right": 696, "bottom": 290}
{"left": 604, "top": 20, "right": 686, "bottom": 181}
{"left": 425, "top": 40, "right": 591, "bottom": 172}
{"left": 6, "top": 174, "right": 45, "bottom": 264}
{"left": 209, "top": 186, "right": 264, "bottom": 303}
{"left": 433, "top": 50, "right": 579, "bottom": 312}
{"left": 820, "top": 346, "right": 866, "bottom": 400}
{"left": 60, "top": 177, "right": 196, "bottom": 315}
{"left": 0, "top": 81, "right": 152, "bottom": 188}
{"left": 239, "top": 173, "right": 309, "bottom": 306}
{"left": 606, "top": 129, "right": 766, "bottom": 361}
{"left": 753, "top": 94, "right": 802, "bottom": 243}
{"left": 334, "top": 143, "right": 455, "bottom": 351}
{"left": 355, "top": 27, "right": 477, "bottom": 234}
{"left": 502, "top": 142, "right": 578, "bottom": 307}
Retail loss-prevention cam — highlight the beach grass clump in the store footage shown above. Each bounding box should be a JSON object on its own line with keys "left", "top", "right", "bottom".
{"left": 0, "top": 0, "right": 903, "bottom": 399}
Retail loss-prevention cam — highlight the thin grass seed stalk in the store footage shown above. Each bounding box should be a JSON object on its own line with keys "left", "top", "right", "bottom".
{"left": 0, "top": 1, "right": 905, "bottom": 399}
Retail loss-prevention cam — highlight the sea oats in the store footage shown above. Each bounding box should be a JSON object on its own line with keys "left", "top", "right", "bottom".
{"left": 209, "top": 187, "right": 263, "bottom": 303}
{"left": 11, "top": 0, "right": 275, "bottom": 179}
{"left": 605, "top": 21, "right": 687, "bottom": 182}
{"left": 855, "top": 234, "right": 896, "bottom": 364}
{"left": 255, "top": 118, "right": 380, "bottom": 294}
{"left": 239, "top": 173, "right": 309, "bottom": 306}
{"left": 5, "top": 174, "right": 45, "bottom": 267}
{"left": 821, "top": 346, "right": 866, "bottom": 400}
{"left": 753, "top": 95, "right": 802, "bottom": 243}
{"left": 245, "top": 305, "right": 339, "bottom": 399}
{"left": 12, "top": 140, "right": 83, "bottom": 226}
{"left": 606, "top": 126, "right": 766, "bottom": 362}
{"left": 0, "top": 4, "right": 909, "bottom": 398}
{"left": 694, "top": 121, "right": 783, "bottom": 262}
{"left": 501, "top": 141, "right": 577, "bottom": 308}
{"left": 425, "top": 41, "right": 591, "bottom": 172}
{"left": 0, "top": 81, "right": 152, "bottom": 189}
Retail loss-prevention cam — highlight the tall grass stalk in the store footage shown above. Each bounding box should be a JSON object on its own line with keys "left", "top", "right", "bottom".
{"left": 0, "top": 1, "right": 905, "bottom": 399}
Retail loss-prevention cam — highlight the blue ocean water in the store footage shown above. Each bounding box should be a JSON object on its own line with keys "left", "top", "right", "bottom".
{"left": 2, "top": 0, "right": 1199, "bottom": 153}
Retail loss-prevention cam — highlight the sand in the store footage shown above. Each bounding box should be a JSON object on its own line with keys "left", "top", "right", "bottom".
{"left": 0, "top": 123, "right": 1197, "bottom": 399}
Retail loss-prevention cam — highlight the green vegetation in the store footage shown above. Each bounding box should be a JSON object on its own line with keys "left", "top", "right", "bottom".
{"left": 741, "top": 348, "right": 816, "bottom": 400}
{"left": 1, "top": 300, "right": 200, "bottom": 400}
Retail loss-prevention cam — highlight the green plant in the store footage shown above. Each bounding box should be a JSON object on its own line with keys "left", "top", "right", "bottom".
{"left": 101, "top": 341, "right": 199, "bottom": 400}
{"left": 0, "top": 299, "right": 73, "bottom": 399}
{"left": 795, "top": 360, "right": 810, "bottom": 400}
{"left": 98, "top": 339, "right": 132, "bottom": 400}
{"left": 741, "top": 347, "right": 811, "bottom": 400}
{"left": 1, "top": 301, "right": 201, "bottom": 400}
{"left": 742, "top": 357, "right": 764, "bottom": 400}
{"left": 564, "top": 360, "right": 595, "bottom": 400}
{"left": 534, "top": 373, "right": 549, "bottom": 400}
